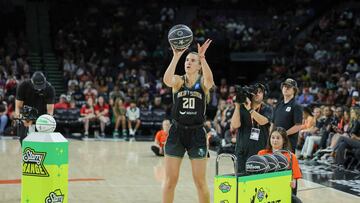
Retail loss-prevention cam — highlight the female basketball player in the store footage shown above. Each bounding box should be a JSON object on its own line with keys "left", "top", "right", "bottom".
{"left": 162, "top": 39, "right": 214, "bottom": 203}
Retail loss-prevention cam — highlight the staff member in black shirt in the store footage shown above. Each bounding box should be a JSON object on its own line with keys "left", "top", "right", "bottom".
{"left": 272, "top": 78, "right": 303, "bottom": 152}
{"left": 231, "top": 83, "right": 273, "bottom": 174}
{"left": 15, "top": 71, "right": 55, "bottom": 144}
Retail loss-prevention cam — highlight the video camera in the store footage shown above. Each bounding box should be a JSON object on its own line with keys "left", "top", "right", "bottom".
{"left": 18, "top": 105, "right": 38, "bottom": 121}
{"left": 234, "top": 85, "right": 258, "bottom": 103}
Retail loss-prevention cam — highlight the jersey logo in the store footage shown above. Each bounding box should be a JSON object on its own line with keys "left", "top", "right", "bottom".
{"left": 194, "top": 83, "right": 200, "bottom": 90}
{"left": 179, "top": 111, "right": 186, "bottom": 115}
{"left": 285, "top": 107, "right": 291, "bottom": 112}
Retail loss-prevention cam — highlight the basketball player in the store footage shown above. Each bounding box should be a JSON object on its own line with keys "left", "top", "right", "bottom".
{"left": 162, "top": 39, "right": 214, "bottom": 203}
{"left": 15, "top": 71, "right": 55, "bottom": 144}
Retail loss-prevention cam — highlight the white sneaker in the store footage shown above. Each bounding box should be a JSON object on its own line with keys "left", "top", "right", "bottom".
{"left": 129, "top": 129, "right": 134, "bottom": 136}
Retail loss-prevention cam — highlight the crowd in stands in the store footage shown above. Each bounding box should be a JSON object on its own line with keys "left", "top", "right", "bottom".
{"left": 191, "top": 0, "right": 317, "bottom": 52}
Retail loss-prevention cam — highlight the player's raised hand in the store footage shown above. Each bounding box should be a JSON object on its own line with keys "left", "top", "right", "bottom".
{"left": 197, "top": 39, "right": 212, "bottom": 57}
{"left": 171, "top": 45, "right": 187, "bottom": 58}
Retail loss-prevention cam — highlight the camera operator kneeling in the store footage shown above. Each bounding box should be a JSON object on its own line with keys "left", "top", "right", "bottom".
{"left": 230, "top": 83, "right": 273, "bottom": 174}
{"left": 15, "top": 71, "right": 55, "bottom": 145}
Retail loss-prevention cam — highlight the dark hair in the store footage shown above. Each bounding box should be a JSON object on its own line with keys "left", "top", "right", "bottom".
{"left": 303, "top": 106, "right": 313, "bottom": 117}
{"left": 265, "top": 127, "right": 291, "bottom": 151}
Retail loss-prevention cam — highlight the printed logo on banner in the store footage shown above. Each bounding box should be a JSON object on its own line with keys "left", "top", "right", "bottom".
{"left": 219, "top": 182, "right": 231, "bottom": 193}
{"left": 220, "top": 200, "right": 229, "bottom": 203}
{"left": 45, "top": 189, "right": 64, "bottom": 203}
{"left": 22, "top": 147, "right": 49, "bottom": 177}
{"left": 250, "top": 187, "right": 281, "bottom": 203}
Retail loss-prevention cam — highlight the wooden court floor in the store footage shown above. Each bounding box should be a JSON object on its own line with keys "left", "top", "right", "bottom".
{"left": 1, "top": 138, "right": 359, "bottom": 203}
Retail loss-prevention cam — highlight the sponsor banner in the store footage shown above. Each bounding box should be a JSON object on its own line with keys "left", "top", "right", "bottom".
{"left": 214, "top": 171, "right": 292, "bottom": 203}
{"left": 21, "top": 133, "right": 68, "bottom": 203}
{"left": 238, "top": 170, "right": 292, "bottom": 203}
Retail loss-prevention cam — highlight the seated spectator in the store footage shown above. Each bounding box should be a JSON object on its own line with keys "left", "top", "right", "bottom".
{"left": 54, "top": 94, "right": 70, "bottom": 109}
{"left": 329, "top": 107, "right": 359, "bottom": 150}
{"left": 220, "top": 99, "right": 235, "bottom": 137}
{"left": 296, "top": 87, "right": 314, "bottom": 107}
{"left": 151, "top": 96, "right": 164, "bottom": 111}
{"left": 213, "top": 99, "right": 226, "bottom": 137}
{"left": 297, "top": 106, "right": 316, "bottom": 148}
{"left": 112, "top": 98, "right": 127, "bottom": 138}
{"left": 83, "top": 81, "right": 98, "bottom": 101}
{"left": 204, "top": 120, "right": 220, "bottom": 150}
{"left": 299, "top": 107, "right": 323, "bottom": 160}
{"left": 109, "top": 85, "right": 125, "bottom": 102}
{"left": 80, "top": 97, "right": 96, "bottom": 137}
{"left": 0, "top": 95, "right": 8, "bottom": 135}
{"left": 332, "top": 113, "right": 360, "bottom": 167}
{"left": 151, "top": 119, "right": 170, "bottom": 156}
{"left": 126, "top": 100, "right": 141, "bottom": 139}
{"left": 94, "top": 96, "right": 110, "bottom": 137}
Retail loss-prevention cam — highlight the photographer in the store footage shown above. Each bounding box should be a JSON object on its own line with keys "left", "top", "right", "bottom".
{"left": 230, "top": 83, "right": 273, "bottom": 174}
{"left": 15, "top": 71, "right": 55, "bottom": 144}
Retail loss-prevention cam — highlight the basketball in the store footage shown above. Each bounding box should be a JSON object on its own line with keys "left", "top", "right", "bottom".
{"left": 263, "top": 154, "right": 280, "bottom": 172}
{"left": 245, "top": 155, "right": 269, "bottom": 174}
{"left": 168, "top": 24, "right": 193, "bottom": 50}
{"left": 35, "top": 114, "right": 57, "bottom": 133}
{"left": 273, "top": 152, "right": 290, "bottom": 171}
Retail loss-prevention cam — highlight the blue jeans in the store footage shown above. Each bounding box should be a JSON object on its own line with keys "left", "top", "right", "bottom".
{"left": 0, "top": 114, "right": 8, "bottom": 134}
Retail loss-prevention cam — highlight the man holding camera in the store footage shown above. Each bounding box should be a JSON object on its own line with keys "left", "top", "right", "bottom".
{"left": 272, "top": 78, "right": 303, "bottom": 152}
{"left": 230, "top": 83, "right": 273, "bottom": 174}
{"left": 15, "top": 71, "right": 55, "bottom": 144}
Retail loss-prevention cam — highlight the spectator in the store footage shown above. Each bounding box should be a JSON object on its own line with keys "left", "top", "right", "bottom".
{"left": 0, "top": 94, "right": 8, "bottom": 135}
{"left": 80, "top": 97, "right": 96, "bottom": 137}
{"left": 94, "top": 96, "right": 110, "bottom": 137}
{"left": 332, "top": 112, "right": 360, "bottom": 166}
{"left": 83, "top": 81, "right": 98, "bottom": 101}
{"left": 112, "top": 98, "right": 127, "bottom": 138}
{"left": 126, "top": 100, "right": 141, "bottom": 140}
{"left": 297, "top": 106, "right": 316, "bottom": 149}
{"left": 151, "top": 119, "right": 170, "bottom": 156}
{"left": 54, "top": 94, "right": 70, "bottom": 109}
{"left": 296, "top": 87, "right": 314, "bottom": 107}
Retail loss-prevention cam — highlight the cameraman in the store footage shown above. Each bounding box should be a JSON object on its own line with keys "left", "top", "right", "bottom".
{"left": 15, "top": 71, "right": 55, "bottom": 144}
{"left": 230, "top": 83, "right": 273, "bottom": 174}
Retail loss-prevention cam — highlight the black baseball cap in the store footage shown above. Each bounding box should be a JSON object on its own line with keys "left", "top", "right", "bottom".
{"left": 31, "top": 71, "right": 47, "bottom": 90}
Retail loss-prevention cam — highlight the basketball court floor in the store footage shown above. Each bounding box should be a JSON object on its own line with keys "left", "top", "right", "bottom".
{"left": 1, "top": 138, "right": 359, "bottom": 203}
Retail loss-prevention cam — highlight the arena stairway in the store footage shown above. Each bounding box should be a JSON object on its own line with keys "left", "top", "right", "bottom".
{"left": 26, "top": 1, "right": 65, "bottom": 97}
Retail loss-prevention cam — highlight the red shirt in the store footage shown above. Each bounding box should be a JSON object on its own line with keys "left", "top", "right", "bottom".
{"left": 94, "top": 103, "right": 110, "bottom": 117}
{"left": 80, "top": 105, "right": 95, "bottom": 115}
{"left": 54, "top": 102, "right": 69, "bottom": 109}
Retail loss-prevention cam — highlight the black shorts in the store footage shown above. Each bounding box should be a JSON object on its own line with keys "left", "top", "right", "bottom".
{"left": 164, "top": 121, "right": 207, "bottom": 159}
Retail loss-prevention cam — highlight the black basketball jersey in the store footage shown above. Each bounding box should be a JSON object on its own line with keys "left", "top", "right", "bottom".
{"left": 171, "top": 76, "right": 207, "bottom": 125}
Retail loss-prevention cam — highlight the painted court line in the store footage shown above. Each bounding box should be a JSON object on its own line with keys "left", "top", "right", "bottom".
{"left": 0, "top": 178, "right": 104, "bottom": 184}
